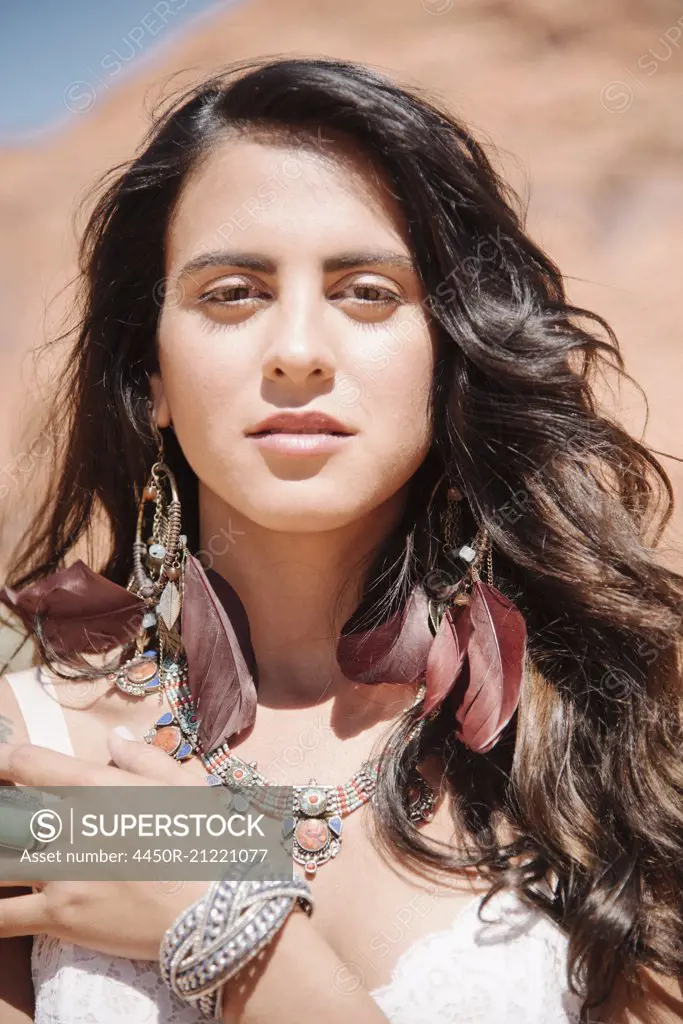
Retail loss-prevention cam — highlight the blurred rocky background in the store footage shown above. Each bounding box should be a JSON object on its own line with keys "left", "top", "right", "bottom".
{"left": 1, "top": 0, "right": 682, "bottom": 669}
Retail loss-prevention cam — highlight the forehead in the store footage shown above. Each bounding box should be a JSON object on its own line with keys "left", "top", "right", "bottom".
{"left": 164, "top": 132, "right": 409, "bottom": 268}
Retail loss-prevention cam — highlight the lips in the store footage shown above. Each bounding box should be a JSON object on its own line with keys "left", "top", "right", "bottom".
{"left": 253, "top": 429, "right": 346, "bottom": 435}
{"left": 246, "top": 411, "right": 355, "bottom": 436}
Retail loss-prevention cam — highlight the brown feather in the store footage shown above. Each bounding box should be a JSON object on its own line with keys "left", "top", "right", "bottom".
{"left": 0, "top": 559, "right": 145, "bottom": 655}
{"left": 336, "top": 583, "right": 434, "bottom": 684}
{"left": 181, "top": 554, "right": 258, "bottom": 751}
{"left": 455, "top": 580, "right": 526, "bottom": 752}
{"left": 423, "top": 602, "right": 472, "bottom": 716}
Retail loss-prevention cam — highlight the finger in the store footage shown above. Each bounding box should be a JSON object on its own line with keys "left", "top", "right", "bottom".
{"left": 0, "top": 799, "right": 45, "bottom": 852}
{"left": 0, "top": 742, "right": 157, "bottom": 789}
{"left": 107, "top": 731, "right": 208, "bottom": 786}
{"left": 0, "top": 890, "right": 47, "bottom": 937}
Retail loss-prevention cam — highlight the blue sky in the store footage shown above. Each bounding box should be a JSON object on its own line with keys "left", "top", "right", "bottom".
{"left": 0, "top": 0, "right": 239, "bottom": 141}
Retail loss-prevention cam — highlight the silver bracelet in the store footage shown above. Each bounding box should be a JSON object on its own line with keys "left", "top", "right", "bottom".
{"left": 159, "top": 876, "right": 314, "bottom": 1019}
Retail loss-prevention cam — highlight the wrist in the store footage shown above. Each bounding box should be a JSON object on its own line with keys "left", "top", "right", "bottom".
{"left": 159, "top": 876, "right": 314, "bottom": 1018}
{"left": 152, "top": 879, "right": 211, "bottom": 960}
{"left": 220, "top": 906, "right": 313, "bottom": 1021}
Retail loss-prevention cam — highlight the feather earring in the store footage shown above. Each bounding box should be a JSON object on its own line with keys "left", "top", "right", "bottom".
{"left": 335, "top": 474, "right": 456, "bottom": 687}
{"left": 133, "top": 434, "right": 259, "bottom": 751}
{"left": 456, "top": 576, "right": 526, "bottom": 752}
{"left": 423, "top": 491, "right": 527, "bottom": 752}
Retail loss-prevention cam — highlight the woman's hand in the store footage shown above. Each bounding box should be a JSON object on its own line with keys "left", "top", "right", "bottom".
{"left": 0, "top": 733, "right": 211, "bottom": 959}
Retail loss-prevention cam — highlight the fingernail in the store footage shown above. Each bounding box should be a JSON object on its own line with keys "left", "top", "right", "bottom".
{"left": 113, "top": 725, "right": 136, "bottom": 740}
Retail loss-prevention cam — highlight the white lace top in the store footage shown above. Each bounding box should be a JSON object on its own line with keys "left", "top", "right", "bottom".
{"left": 6, "top": 667, "right": 583, "bottom": 1024}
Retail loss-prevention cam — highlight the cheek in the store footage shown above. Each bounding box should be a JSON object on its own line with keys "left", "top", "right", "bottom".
{"left": 160, "top": 317, "right": 227, "bottom": 387}
{"left": 156, "top": 322, "right": 247, "bottom": 460}
{"left": 355, "top": 323, "right": 435, "bottom": 460}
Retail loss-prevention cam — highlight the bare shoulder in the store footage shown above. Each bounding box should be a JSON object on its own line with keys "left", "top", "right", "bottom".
{"left": 0, "top": 661, "right": 130, "bottom": 764}
{"left": 0, "top": 669, "right": 34, "bottom": 745}
{"left": 2, "top": 659, "right": 166, "bottom": 765}
{"left": 0, "top": 662, "right": 111, "bottom": 742}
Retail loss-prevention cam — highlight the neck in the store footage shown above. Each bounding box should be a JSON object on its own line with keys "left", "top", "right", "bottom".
{"left": 197, "top": 483, "right": 416, "bottom": 718}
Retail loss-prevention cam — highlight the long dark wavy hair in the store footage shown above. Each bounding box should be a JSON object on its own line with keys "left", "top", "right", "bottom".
{"left": 4, "top": 56, "right": 683, "bottom": 1019}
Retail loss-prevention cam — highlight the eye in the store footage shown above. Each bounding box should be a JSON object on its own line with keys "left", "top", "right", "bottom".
{"left": 199, "top": 284, "right": 264, "bottom": 305}
{"left": 194, "top": 281, "right": 270, "bottom": 333}
{"left": 330, "top": 282, "right": 402, "bottom": 330}
{"left": 338, "top": 283, "right": 401, "bottom": 305}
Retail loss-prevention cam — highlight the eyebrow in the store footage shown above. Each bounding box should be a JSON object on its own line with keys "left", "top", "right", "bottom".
{"left": 176, "top": 249, "right": 417, "bottom": 278}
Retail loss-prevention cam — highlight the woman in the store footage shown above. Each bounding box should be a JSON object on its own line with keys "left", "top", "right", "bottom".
{"left": 0, "top": 54, "right": 682, "bottom": 1023}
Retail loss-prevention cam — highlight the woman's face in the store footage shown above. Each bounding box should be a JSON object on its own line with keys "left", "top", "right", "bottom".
{"left": 152, "top": 132, "right": 438, "bottom": 532}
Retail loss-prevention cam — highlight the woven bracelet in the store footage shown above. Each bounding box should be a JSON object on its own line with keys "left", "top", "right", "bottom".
{"left": 159, "top": 876, "right": 314, "bottom": 1019}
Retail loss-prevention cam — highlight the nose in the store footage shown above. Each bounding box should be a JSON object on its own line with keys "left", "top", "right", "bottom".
{"left": 261, "top": 292, "right": 336, "bottom": 386}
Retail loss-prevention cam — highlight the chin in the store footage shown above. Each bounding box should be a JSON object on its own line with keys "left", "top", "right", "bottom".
{"left": 229, "top": 482, "right": 378, "bottom": 532}
{"left": 242, "top": 504, "right": 365, "bottom": 533}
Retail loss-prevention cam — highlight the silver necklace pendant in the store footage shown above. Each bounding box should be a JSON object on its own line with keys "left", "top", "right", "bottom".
{"left": 108, "top": 649, "right": 160, "bottom": 698}
{"left": 282, "top": 779, "right": 346, "bottom": 879}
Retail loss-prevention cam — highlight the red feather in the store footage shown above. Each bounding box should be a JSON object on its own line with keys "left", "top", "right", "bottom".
{"left": 336, "top": 584, "right": 434, "bottom": 684}
{"left": 181, "top": 554, "right": 258, "bottom": 751}
{"left": 423, "top": 602, "right": 472, "bottom": 717}
{"left": 455, "top": 581, "right": 526, "bottom": 753}
{"left": 0, "top": 560, "right": 145, "bottom": 655}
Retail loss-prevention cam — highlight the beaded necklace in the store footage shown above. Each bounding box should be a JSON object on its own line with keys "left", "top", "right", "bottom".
{"left": 143, "top": 648, "right": 434, "bottom": 877}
